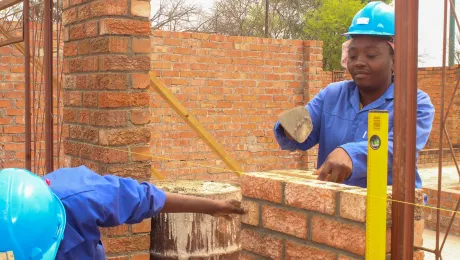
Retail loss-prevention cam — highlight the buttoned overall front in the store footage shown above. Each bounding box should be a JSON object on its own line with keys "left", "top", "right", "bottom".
{"left": 274, "top": 80, "right": 435, "bottom": 189}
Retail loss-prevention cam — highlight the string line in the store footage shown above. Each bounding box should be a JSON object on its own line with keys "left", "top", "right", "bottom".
{"left": 77, "top": 144, "right": 460, "bottom": 216}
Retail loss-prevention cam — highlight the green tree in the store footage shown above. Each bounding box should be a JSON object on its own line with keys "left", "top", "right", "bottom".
{"left": 304, "top": 0, "right": 391, "bottom": 70}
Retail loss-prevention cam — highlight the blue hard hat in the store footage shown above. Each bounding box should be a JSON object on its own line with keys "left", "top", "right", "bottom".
{"left": 0, "top": 168, "right": 66, "bottom": 260}
{"left": 344, "top": 1, "right": 395, "bottom": 38}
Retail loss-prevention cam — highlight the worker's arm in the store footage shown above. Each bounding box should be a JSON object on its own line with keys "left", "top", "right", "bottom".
{"left": 97, "top": 175, "right": 245, "bottom": 227}
{"left": 337, "top": 92, "right": 434, "bottom": 184}
{"left": 161, "top": 192, "right": 245, "bottom": 217}
{"left": 274, "top": 88, "right": 325, "bottom": 151}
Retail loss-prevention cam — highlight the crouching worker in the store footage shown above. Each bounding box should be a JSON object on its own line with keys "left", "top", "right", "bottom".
{"left": 0, "top": 166, "right": 247, "bottom": 260}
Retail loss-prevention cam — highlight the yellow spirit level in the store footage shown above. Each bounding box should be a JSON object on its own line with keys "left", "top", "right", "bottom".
{"left": 366, "top": 110, "right": 389, "bottom": 259}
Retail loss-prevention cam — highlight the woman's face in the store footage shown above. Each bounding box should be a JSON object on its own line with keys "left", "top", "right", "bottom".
{"left": 347, "top": 36, "right": 394, "bottom": 92}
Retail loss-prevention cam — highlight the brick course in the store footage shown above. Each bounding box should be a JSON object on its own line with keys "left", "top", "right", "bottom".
{"left": 240, "top": 171, "right": 425, "bottom": 259}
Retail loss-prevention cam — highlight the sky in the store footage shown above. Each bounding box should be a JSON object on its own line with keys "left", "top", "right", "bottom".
{"left": 151, "top": 0, "right": 459, "bottom": 68}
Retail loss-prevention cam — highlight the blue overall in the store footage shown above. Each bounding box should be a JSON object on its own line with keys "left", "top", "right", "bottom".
{"left": 274, "top": 80, "right": 435, "bottom": 190}
{"left": 43, "top": 166, "right": 166, "bottom": 259}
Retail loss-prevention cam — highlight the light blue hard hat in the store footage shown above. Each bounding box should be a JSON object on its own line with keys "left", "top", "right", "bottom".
{"left": 344, "top": 1, "right": 395, "bottom": 38}
{"left": 0, "top": 168, "right": 66, "bottom": 260}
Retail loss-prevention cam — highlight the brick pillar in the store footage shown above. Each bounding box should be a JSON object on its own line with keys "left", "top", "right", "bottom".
{"left": 62, "top": 1, "right": 154, "bottom": 258}
{"left": 62, "top": 0, "right": 152, "bottom": 181}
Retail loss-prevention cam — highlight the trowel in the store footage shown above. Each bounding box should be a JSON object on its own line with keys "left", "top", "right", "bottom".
{"left": 277, "top": 106, "right": 313, "bottom": 143}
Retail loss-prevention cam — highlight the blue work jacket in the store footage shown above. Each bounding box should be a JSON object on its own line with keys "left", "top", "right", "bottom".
{"left": 274, "top": 80, "right": 435, "bottom": 189}
{"left": 43, "top": 166, "right": 166, "bottom": 260}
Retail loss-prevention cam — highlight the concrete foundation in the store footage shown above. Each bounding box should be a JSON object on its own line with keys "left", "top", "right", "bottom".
{"left": 150, "top": 181, "right": 242, "bottom": 259}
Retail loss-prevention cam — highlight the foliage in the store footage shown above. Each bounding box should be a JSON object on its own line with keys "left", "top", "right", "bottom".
{"left": 194, "top": 0, "right": 319, "bottom": 39}
{"left": 303, "top": 0, "right": 363, "bottom": 70}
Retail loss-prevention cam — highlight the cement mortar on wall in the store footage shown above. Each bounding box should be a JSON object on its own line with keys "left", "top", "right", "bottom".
{"left": 151, "top": 181, "right": 242, "bottom": 259}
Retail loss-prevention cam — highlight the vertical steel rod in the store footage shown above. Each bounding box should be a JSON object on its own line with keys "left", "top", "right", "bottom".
{"left": 24, "top": 0, "right": 31, "bottom": 170}
{"left": 265, "top": 0, "right": 269, "bottom": 37}
{"left": 449, "top": 0, "right": 456, "bottom": 66}
{"left": 392, "top": 0, "right": 418, "bottom": 258}
{"left": 436, "top": 0, "right": 449, "bottom": 258}
{"left": 44, "top": 0, "right": 53, "bottom": 173}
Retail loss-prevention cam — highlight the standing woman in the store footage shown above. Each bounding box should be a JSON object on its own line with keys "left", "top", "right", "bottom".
{"left": 274, "top": 1, "right": 435, "bottom": 189}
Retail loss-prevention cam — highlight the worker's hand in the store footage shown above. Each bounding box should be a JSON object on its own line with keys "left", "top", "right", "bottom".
{"left": 314, "top": 148, "right": 352, "bottom": 183}
{"left": 209, "top": 199, "right": 247, "bottom": 221}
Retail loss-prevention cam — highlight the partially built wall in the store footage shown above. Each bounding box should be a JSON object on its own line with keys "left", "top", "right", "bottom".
{"left": 0, "top": 0, "right": 459, "bottom": 258}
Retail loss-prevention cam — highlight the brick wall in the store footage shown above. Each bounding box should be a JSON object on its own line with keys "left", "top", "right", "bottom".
{"left": 239, "top": 170, "right": 425, "bottom": 259}
{"left": 149, "top": 31, "right": 323, "bottom": 179}
{"left": 423, "top": 184, "right": 460, "bottom": 236}
{"left": 0, "top": 45, "right": 25, "bottom": 169}
{"left": 0, "top": 30, "right": 65, "bottom": 175}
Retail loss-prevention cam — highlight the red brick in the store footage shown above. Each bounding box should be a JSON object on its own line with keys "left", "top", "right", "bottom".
{"left": 0, "top": 64, "right": 10, "bottom": 72}
{"left": 0, "top": 46, "right": 12, "bottom": 55}
{"left": 62, "top": 7, "right": 78, "bottom": 25}
{"left": 132, "top": 38, "right": 150, "bottom": 53}
{"left": 89, "top": 111, "right": 127, "bottom": 127}
{"left": 64, "top": 141, "right": 129, "bottom": 163}
{"left": 104, "top": 162, "right": 151, "bottom": 180}
{"left": 311, "top": 216, "right": 366, "bottom": 255}
{"left": 0, "top": 118, "right": 13, "bottom": 124}
{"left": 89, "top": 74, "right": 127, "bottom": 90}
{"left": 100, "top": 18, "right": 150, "bottom": 36}
{"left": 63, "top": 109, "right": 78, "bottom": 123}
{"left": 65, "top": 91, "right": 82, "bottom": 106}
{"left": 241, "top": 199, "right": 259, "bottom": 226}
{"left": 4, "top": 143, "right": 25, "bottom": 151}
{"left": 98, "top": 92, "right": 149, "bottom": 108}
{"left": 131, "top": 254, "right": 150, "bottom": 260}
{"left": 285, "top": 241, "right": 335, "bottom": 260}
{"left": 262, "top": 205, "right": 307, "bottom": 238}
{"left": 69, "top": 21, "right": 98, "bottom": 40}
{"left": 64, "top": 42, "right": 78, "bottom": 56}
{"left": 65, "top": 57, "right": 98, "bottom": 73}
{"left": 131, "top": 0, "right": 150, "bottom": 18}
{"left": 285, "top": 180, "right": 352, "bottom": 215}
{"left": 241, "top": 172, "right": 284, "bottom": 203}
{"left": 83, "top": 92, "right": 98, "bottom": 107}
{"left": 131, "top": 73, "right": 149, "bottom": 89}
{"left": 78, "top": 4, "right": 91, "bottom": 21}
{"left": 91, "top": 0, "right": 128, "bottom": 17}
{"left": 69, "top": 125, "right": 98, "bottom": 143}
{"left": 241, "top": 229, "right": 282, "bottom": 259}
{"left": 77, "top": 40, "right": 90, "bottom": 55}
{"left": 4, "top": 126, "right": 25, "bottom": 134}
{"left": 0, "top": 100, "right": 12, "bottom": 107}
{"left": 90, "top": 37, "right": 129, "bottom": 54}
{"left": 99, "top": 55, "right": 150, "bottom": 71}
{"left": 102, "top": 234, "right": 150, "bottom": 254}
{"left": 100, "top": 224, "right": 129, "bottom": 237}
{"left": 132, "top": 219, "right": 151, "bottom": 233}
{"left": 99, "top": 127, "right": 150, "bottom": 146}
{"left": 131, "top": 109, "right": 150, "bottom": 124}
